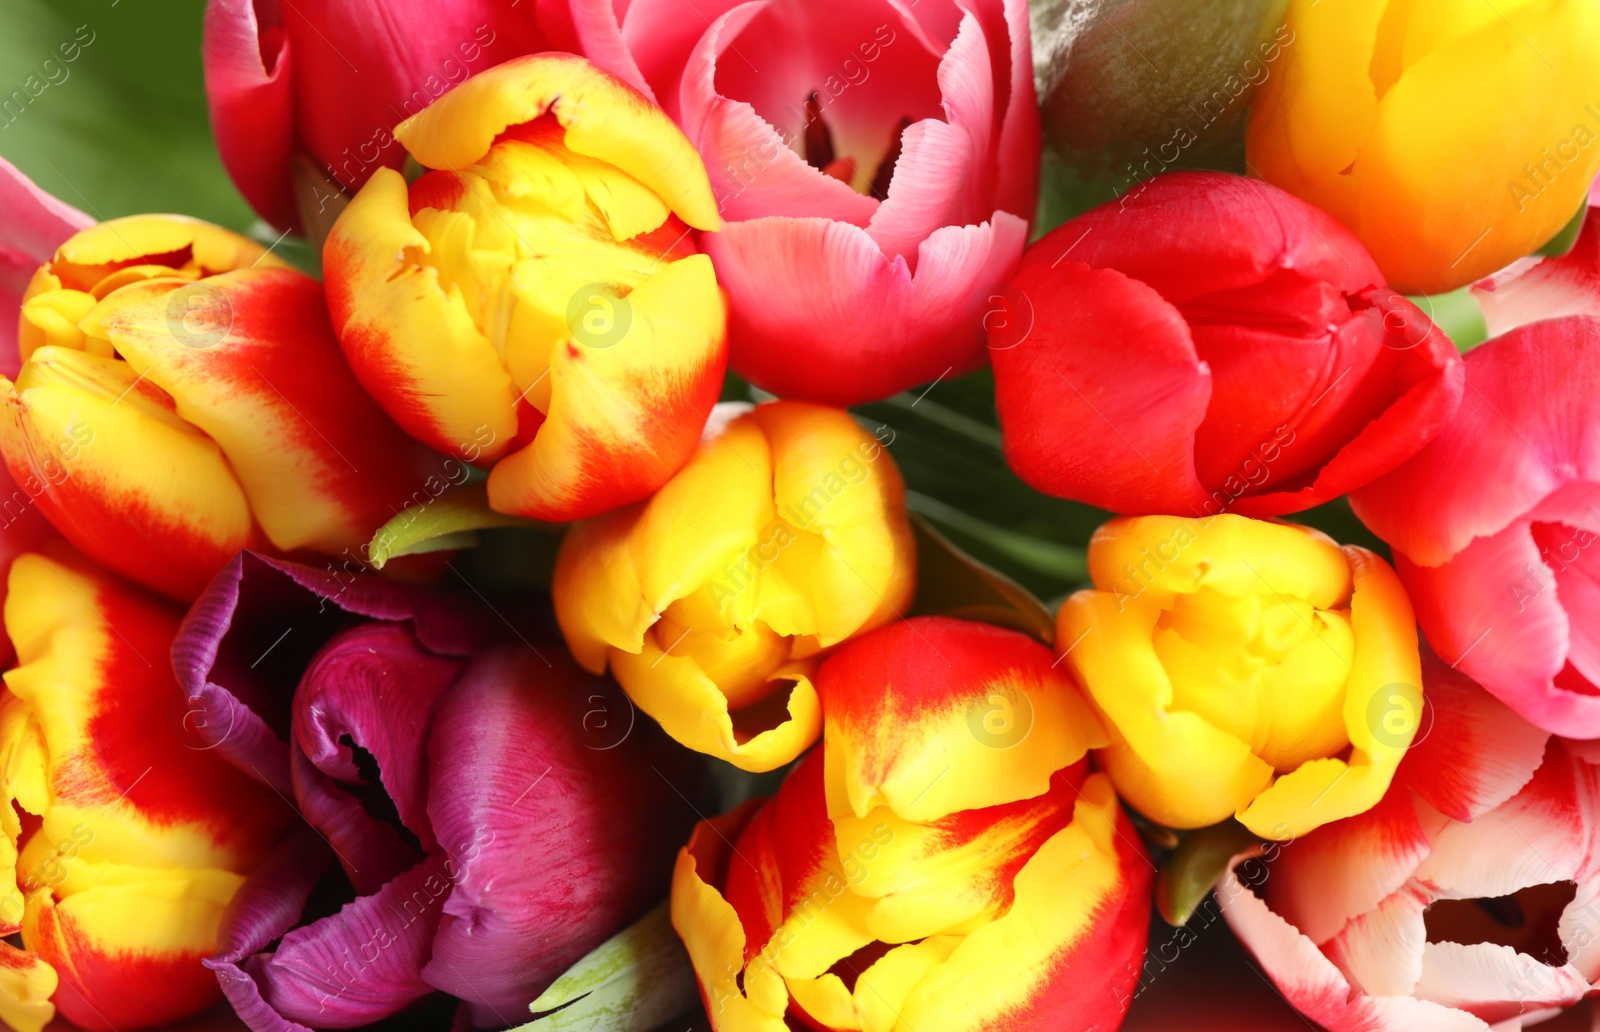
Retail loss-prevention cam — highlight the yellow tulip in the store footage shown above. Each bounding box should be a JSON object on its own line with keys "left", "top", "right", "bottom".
{"left": 1057, "top": 514, "right": 1422, "bottom": 840}
{"left": 0, "top": 545, "right": 287, "bottom": 1032}
{"left": 553, "top": 401, "right": 915, "bottom": 772}
{"left": 324, "top": 52, "right": 727, "bottom": 522}
{"left": 1247, "top": 0, "right": 1600, "bottom": 293}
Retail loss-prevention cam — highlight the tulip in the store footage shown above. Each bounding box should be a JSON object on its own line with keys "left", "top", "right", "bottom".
{"left": 323, "top": 53, "right": 728, "bottom": 522}
{"left": 0, "top": 157, "right": 82, "bottom": 666}
{"left": 990, "top": 171, "right": 1462, "bottom": 518}
{"left": 1057, "top": 513, "right": 1422, "bottom": 839}
{"left": 0, "top": 544, "right": 289, "bottom": 1032}
{"left": 672, "top": 617, "right": 1152, "bottom": 1032}
{"left": 0, "top": 214, "right": 441, "bottom": 602}
{"left": 1219, "top": 657, "right": 1598, "bottom": 1031}
{"left": 1351, "top": 315, "right": 1600, "bottom": 738}
{"left": 554, "top": 400, "right": 915, "bottom": 772}
{"left": 173, "top": 551, "right": 711, "bottom": 1028}
{"left": 1472, "top": 183, "right": 1600, "bottom": 337}
{"left": 1246, "top": 0, "right": 1600, "bottom": 294}
{"left": 203, "top": 0, "right": 548, "bottom": 233}
{"left": 554, "top": 0, "right": 1038, "bottom": 405}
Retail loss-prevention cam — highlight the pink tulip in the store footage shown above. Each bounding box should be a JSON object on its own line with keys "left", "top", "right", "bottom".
{"left": 552, "top": 0, "right": 1039, "bottom": 404}
{"left": 1221, "top": 657, "right": 1600, "bottom": 1031}
{"left": 1351, "top": 315, "right": 1600, "bottom": 737}
{"left": 202, "top": 0, "right": 547, "bottom": 233}
{"left": 0, "top": 157, "right": 86, "bottom": 664}
{"left": 1471, "top": 181, "right": 1600, "bottom": 338}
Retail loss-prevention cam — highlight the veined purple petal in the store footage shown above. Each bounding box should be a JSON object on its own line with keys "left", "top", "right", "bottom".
{"left": 172, "top": 552, "right": 505, "bottom": 793}
{"left": 292, "top": 746, "right": 423, "bottom": 897}
{"left": 420, "top": 646, "right": 711, "bottom": 1026}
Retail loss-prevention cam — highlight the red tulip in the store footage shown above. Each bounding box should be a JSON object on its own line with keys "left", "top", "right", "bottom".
{"left": 1352, "top": 315, "right": 1600, "bottom": 738}
{"left": 990, "top": 171, "right": 1463, "bottom": 518}
{"left": 203, "top": 0, "right": 547, "bottom": 233}
{"left": 553, "top": 0, "right": 1039, "bottom": 404}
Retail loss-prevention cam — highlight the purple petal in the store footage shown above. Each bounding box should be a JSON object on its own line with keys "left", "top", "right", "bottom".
{"left": 172, "top": 552, "right": 506, "bottom": 794}
{"left": 292, "top": 746, "right": 423, "bottom": 898}
{"left": 420, "top": 646, "right": 711, "bottom": 1025}
{"left": 239, "top": 854, "right": 451, "bottom": 1029}
{"left": 294, "top": 622, "right": 465, "bottom": 854}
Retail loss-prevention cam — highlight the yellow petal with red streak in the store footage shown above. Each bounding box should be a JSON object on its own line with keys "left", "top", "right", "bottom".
{"left": 0, "top": 943, "right": 56, "bottom": 1032}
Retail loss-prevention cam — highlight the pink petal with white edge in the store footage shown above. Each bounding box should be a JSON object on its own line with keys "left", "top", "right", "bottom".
{"left": 1413, "top": 941, "right": 1589, "bottom": 1026}
{"left": 1472, "top": 204, "right": 1600, "bottom": 338}
{"left": 1220, "top": 857, "right": 1489, "bottom": 1032}
{"left": 1267, "top": 788, "right": 1434, "bottom": 946}
{"left": 1397, "top": 655, "right": 1550, "bottom": 823}
{"left": 1323, "top": 891, "right": 1428, "bottom": 998}
{"left": 674, "top": 2, "right": 880, "bottom": 226}
{"left": 1560, "top": 879, "right": 1600, "bottom": 983}
{"left": 0, "top": 155, "right": 92, "bottom": 376}
{"left": 1398, "top": 526, "right": 1599, "bottom": 738}
{"left": 1416, "top": 742, "right": 1600, "bottom": 899}
{"left": 1352, "top": 317, "right": 1600, "bottom": 567}
{"left": 711, "top": 212, "right": 1026, "bottom": 404}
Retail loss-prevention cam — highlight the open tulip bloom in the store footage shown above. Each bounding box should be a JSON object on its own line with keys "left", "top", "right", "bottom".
{"left": 0, "top": 0, "right": 1598, "bottom": 1029}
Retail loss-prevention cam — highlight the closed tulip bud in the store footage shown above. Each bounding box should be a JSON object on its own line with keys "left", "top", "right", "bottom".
{"left": 1, "top": 215, "right": 440, "bottom": 602}
{"left": 673, "top": 618, "right": 1152, "bottom": 1032}
{"left": 0, "top": 545, "right": 288, "bottom": 1032}
{"left": 324, "top": 53, "right": 728, "bottom": 522}
{"left": 1058, "top": 514, "right": 1422, "bottom": 840}
{"left": 554, "top": 401, "right": 915, "bottom": 771}
{"left": 1247, "top": 0, "right": 1600, "bottom": 294}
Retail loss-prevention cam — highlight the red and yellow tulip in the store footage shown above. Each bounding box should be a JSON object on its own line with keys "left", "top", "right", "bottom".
{"left": 323, "top": 52, "right": 728, "bottom": 522}
{"left": 554, "top": 401, "right": 914, "bottom": 771}
{"left": 673, "top": 618, "right": 1152, "bottom": 1032}
{"left": 0, "top": 544, "right": 288, "bottom": 1032}
{"left": 1058, "top": 514, "right": 1422, "bottom": 840}
{"left": 1, "top": 215, "right": 439, "bottom": 601}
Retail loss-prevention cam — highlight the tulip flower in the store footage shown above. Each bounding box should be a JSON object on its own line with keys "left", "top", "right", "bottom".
{"left": 1472, "top": 183, "right": 1600, "bottom": 337}
{"left": 1219, "top": 657, "right": 1600, "bottom": 1032}
{"left": 0, "top": 214, "right": 441, "bottom": 602}
{"left": 203, "top": 0, "right": 548, "bottom": 233}
{"left": 990, "top": 171, "right": 1462, "bottom": 518}
{"left": 1352, "top": 315, "right": 1600, "bottom": 738}
{"left": 1057, "top": 513, "right": 1422, "bottom": 839}
{"left": 1246, "top": 0, "right": 1600, "bottom": 294}
{"left": 672, "top": 617, "right": 1152, "bottom": 1032}
{"left": 553, "top": 0, "right": 1038, "bottom": 405}
{"left": 324, "top": 53, "right": 728, "bottom": 522}
{"left": 0, "top": 157, "right": 83, "bottom": 666}
{"left": 554, "top": 401, "right": 915, "bottom": 772}
{"left": 174, "top": 551, "right": 710, "bottom": 1029}
{"left": 0, "top": 544, "right": 289, "bottom": 1032}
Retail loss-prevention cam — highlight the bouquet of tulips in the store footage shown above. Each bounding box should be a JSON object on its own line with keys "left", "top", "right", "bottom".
{"left": 0, "top": 1, "right": 1597, "bottom": 1030}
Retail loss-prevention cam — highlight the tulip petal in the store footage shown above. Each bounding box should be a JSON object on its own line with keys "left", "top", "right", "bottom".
{"left": 0, "top": 157, "right": 92, "bottom": 380}
{"left": 421, "top": 646, "right": 707, "bottom": 1025}
{"left": 0, "top": 943, "right": 56, "bottom": 1032}
{"left": 97, "top": 267, "right": 443, "bottom": 557}
{"left": 713, "top": 213, "right": 1026, "bottom": 405}
{"left": 818, "top": 617, "right": 1105, "bottom": 823}
{"left": 290, "top": 747, "right": 422, "bottom": 898}
{"left": 1321, "top": 891, "right": 1427, "bottom": 999}
{"left": 1472, "top": 204, "right": 1600, "bottom": 338}
{"left": 202, "top": 0, "right": 299, "bottom": 233}
{"left": 992, "top": 262, "right": 1212, "bottom": 515}
{"left": 1413, "top": 941, "right": 1588, "bottom": 1023}
{"left": 238, "top": 855, "right": 449, "bottom": 1028}
{"left": 172, "top": 553, "right": 504, "bottom": 796}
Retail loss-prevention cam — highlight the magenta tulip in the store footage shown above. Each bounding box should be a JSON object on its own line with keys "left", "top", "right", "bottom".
{"left": 552, "top": 0, "right": 1039, "bottom": 404}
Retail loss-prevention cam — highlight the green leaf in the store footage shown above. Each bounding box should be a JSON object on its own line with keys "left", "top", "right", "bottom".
{"left": 1406, "top": 287, "right": 1489, "bottom": 354}
{"left": 909, "top": 515, "right": 1058, "bottom": 643}
{"left": 1156, "top": 820, "right": 1259, "bottom": 926}
{"left": 518, "top": 902, "right": 699, "bottom": 1032}
{"left": 367, "top": 483, "right": 547, "bottom": 569}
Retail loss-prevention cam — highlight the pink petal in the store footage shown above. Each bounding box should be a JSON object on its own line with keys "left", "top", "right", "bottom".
{"left": 1398, "top": 655, "right": 1550, "bottom": 823}
{"left": 1323, "top": 892, "right": 1427, "bottom": 998}
{"left": 0, "top": 155, "right": 92, "bottom": 376}
{"left": 1472, "top": 205, "right": 1600, "bottom": 338}
{"left": 990, "top": 0, "right": 1039, "bottom": 220}
{"left": 421, "top": 646, "right": 710, "bottom": 1025}
{"left": 620, "top": 0, "right": 750, "bottom": 117}
{"left": 1413, "top": 942, "right": 1588, "bottom": 1024}
{"left": 538, "top": 0, "right": 655, "bottom": 102}
{"left": 712, "top": 212, "right": 1025, "bottom": 403}
{"left": 1220, "top": 858, "right": 1486, "bottom": 1032}
{"left": 675, "top": 2, "right": 879, "bottom": 225}
{"left": 1397, "top": 525, "right": 1600, "bottom": 738}
{"left": 1352, "top": 316, "right": 1600, "bottom": 567}
{"left": 203, "top": 0, "right": 299, "bottom": 232}
{"left": 291, "top": 745, "right": 423, "bottom": 897}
